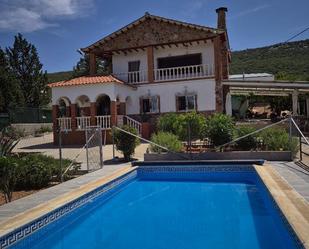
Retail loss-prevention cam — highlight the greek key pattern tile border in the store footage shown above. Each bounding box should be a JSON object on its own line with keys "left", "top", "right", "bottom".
{"left": 0, "top": 170, "right": 137, "bottom": 249}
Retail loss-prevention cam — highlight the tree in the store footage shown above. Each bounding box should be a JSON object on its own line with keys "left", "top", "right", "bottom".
{"left": 205, "top": 113, "right": 235, "bottom": 146}
{"left": 0, "top": 157, "right": 18, "bottom": 203}
{"left": 6, "top": 33, "right": 50, "bottom": 107}
{"left": 0, "top": 47, "right": 24, "bottom": 112}
{"left": 73, "top": 54, "right": 111, "bottom": 77}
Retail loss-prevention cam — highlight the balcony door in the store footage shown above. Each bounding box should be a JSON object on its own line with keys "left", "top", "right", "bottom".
{"left": 128, "top": 60, "right": 140, "bottom": 83}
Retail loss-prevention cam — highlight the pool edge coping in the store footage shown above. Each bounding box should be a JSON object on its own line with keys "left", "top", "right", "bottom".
{"left": 0, "top": 165, "right": 137, "bottom": 238}
{"left": 254, "top": 163, "right": 309, "bottom": 249}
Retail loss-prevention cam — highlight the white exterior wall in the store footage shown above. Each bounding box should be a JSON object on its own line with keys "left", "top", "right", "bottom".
{"left": 126, "top": 79, "right": 216, "bottom": 114}
{"left": 52, "top": 79, "right": 216, "bottom": 114}
{"left": 112, "top": 50, "right": 147, "bottom": 74}
{"left": 112, "top": 42, "right": 214, "bottom": 75}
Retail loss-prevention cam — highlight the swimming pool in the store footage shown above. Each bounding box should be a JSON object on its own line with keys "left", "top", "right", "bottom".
{"left": 0, "top": 164, "right": 303, "bottom": 249}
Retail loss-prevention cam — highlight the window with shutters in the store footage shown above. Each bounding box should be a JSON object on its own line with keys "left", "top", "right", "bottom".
{"left": 176, "top": 95, "right": 196, "bottom": 112}
{"left": 141, "top": 96, "right": 159, "bottom": 113}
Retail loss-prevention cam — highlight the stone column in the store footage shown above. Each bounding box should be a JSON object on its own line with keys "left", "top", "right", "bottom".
{"left": 89, "top": 53, "right": 96, "bottom": 76}
{"left": 214, "top": 36, "right": 223, "bottom": 112}
{"left": 292, "top": 90, "right": 298, "bottom": 115}
{"left": 225, "top": 92, "right": 232, "bottom": 116}
{"left": 90, "top": 102, "right": 97, "bottom": 126}
{"left": 147, "top": 46, "right": 154, "bottom": 83}
{"left": 70, "top": 104, "right": 77, "bottom": 131}
{"left": 110, "top": 101, "right": 117, "bottom": 126}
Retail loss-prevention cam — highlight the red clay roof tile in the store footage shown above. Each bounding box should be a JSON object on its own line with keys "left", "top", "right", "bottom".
{"left": 48, "top": 75, "right": 123, "bottom": 88}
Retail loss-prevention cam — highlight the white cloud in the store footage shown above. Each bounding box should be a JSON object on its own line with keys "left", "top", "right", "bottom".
{"left": 229, "top": 4, "right": 271, "bottom": 20}
{"left": 0, "top": 0, "right": 94, "bottom": 32}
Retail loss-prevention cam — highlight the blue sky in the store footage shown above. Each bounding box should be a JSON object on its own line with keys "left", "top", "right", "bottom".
{"left": 0, "top": 0, "right": 308, "bottom": 73}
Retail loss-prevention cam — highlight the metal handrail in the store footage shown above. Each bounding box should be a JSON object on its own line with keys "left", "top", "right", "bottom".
{"left": 216, "top": 118, "right": 289, "bottom": 150}
{"left": 291, "top": 117, "right": 309, "bottom": 145}
{"left": 112, "top": 126, "right": 189, "bottom": 160}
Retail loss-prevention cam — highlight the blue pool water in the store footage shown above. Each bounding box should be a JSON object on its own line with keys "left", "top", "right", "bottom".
{"left": 7, "top": 168, "right": 300, "bottom": 249}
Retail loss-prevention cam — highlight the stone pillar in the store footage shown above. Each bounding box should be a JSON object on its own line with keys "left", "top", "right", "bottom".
{"left": 292, "top": 90, "right": 299, "bottom": 115}
{"left": 110, "top": 101, "right": 117, "bottom": 126}
{"left": 89, "top": 53, "right": 96, "bottom": 76}
{"left": 118, "top": 102, "right": 126, "bottom": 115}
{"left": 214, "top": 36, "right": 223, "bottom": 112}
{"left": 90, "top": 102, "right": 97, "bottom": 126}
{"left": 70, "top": 104, "right": 77, "bottom": 130}
{"left": 147, "top": 46, "right": 154, "bottom": 83}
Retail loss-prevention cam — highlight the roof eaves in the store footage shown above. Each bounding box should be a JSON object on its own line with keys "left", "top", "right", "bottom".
{"left": 81, "top": 13, "right": 221, "bottom": 53}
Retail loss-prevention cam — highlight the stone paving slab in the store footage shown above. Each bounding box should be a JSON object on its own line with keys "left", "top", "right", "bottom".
{"left": 0, "top": 163, "right": 130, "bottom": 224}
{"left": 270, "top": 161, "right": 309, "bottom": 202}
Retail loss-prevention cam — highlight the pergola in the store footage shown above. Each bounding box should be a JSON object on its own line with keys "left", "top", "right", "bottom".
{"left": 223, "top": 80, "right": 309, "bottom": 116}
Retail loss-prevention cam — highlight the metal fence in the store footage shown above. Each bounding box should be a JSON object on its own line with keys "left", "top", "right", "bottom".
{"left": 8, "top": 107, "right": 52, "bottom": 124}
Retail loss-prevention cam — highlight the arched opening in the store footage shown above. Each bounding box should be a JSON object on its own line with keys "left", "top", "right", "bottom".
{"left": 75, "top": 95, "right": 90, "bottom": 117}
{"left": 57, "top": 97, "right": 71, "bottom": 117}
{"left": 96, "top": 94, "right": 111, "bottom": 115}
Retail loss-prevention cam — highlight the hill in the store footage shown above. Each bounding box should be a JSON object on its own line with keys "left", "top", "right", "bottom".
{"left": 230, "top": 39, "right": 309, "bottom": 81}
{"left": 47, "top": 39, "right": 309, "bottom": 82}
{"left": 47, "top": 70, "right": 73, "bottom": 83}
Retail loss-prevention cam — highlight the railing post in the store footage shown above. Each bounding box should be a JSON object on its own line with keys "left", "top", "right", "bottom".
{"left": 299, "top": 133, "right": 303, "bottom": 161}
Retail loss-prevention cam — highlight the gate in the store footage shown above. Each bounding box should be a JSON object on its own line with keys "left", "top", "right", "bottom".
{"left": 85, "top": 126, "right": 103, "bottom": 172}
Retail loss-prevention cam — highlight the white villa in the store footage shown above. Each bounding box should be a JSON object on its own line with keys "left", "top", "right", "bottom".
{"left": 49, "top": 7, "right": 230, "bottom": 144}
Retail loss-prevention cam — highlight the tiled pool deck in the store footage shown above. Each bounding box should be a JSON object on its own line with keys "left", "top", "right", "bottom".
{"left": 0, "top": 162, "right": 308, "bottom": 248}
{"left": 0, "top": 163, "right": 131, "bottom": 224}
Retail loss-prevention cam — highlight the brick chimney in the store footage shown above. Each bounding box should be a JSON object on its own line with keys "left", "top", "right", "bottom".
{"left": 216, "top": 7, "right": 228, "bottom": 29}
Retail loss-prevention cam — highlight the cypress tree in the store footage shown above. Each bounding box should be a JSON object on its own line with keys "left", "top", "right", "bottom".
{"left": 6, "top": 33, "right": 50, "bottom": 107}
{"left": 0, "top": 47, "right": 24, "bottom": 112}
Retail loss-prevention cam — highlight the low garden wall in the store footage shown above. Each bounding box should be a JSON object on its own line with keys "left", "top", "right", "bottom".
{"left": 144, "top": 151, "right": 292, "bottom": 161}
{"left": 11, "top": 123, "right": 52, "bottom": 135}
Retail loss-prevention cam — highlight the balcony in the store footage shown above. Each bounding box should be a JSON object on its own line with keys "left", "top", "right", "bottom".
{"left": 113, "top": 64, "right": 214, "bottom": 84}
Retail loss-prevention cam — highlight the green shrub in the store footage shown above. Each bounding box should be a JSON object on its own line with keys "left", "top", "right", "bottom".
{"left": 205, "top": 113, "right": 235, "bottom": 146}
{"left": 24, "top": 154, "right": 72, "bottom": 180}
{"left": 114, "top": 125, "right": 140, "bottom": 161}
{"left": 150, "top": 132, "right": 182, "bottom": 153}
{"left": 0, "top": 127, "right": 20, "bottom": 156}
{"left": 16, "top": 154, "right": 52, "bottom": 190}
{"left": 176, "top": 112, "right": 206, "bottom": 141}
{"left": 260, "top": 127, "right": 299, "bottom": 157}
{"left": 235, "top": 126, "right": 257, "bottom": 150}
{"left": 157, "top": 113, "right": 179, "bottom": 134}
{"left": 0, "top": 157, "right": 18, "bottom": 202}
{"left": 157, "top": 112, "right": 206, "bottom": 141}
